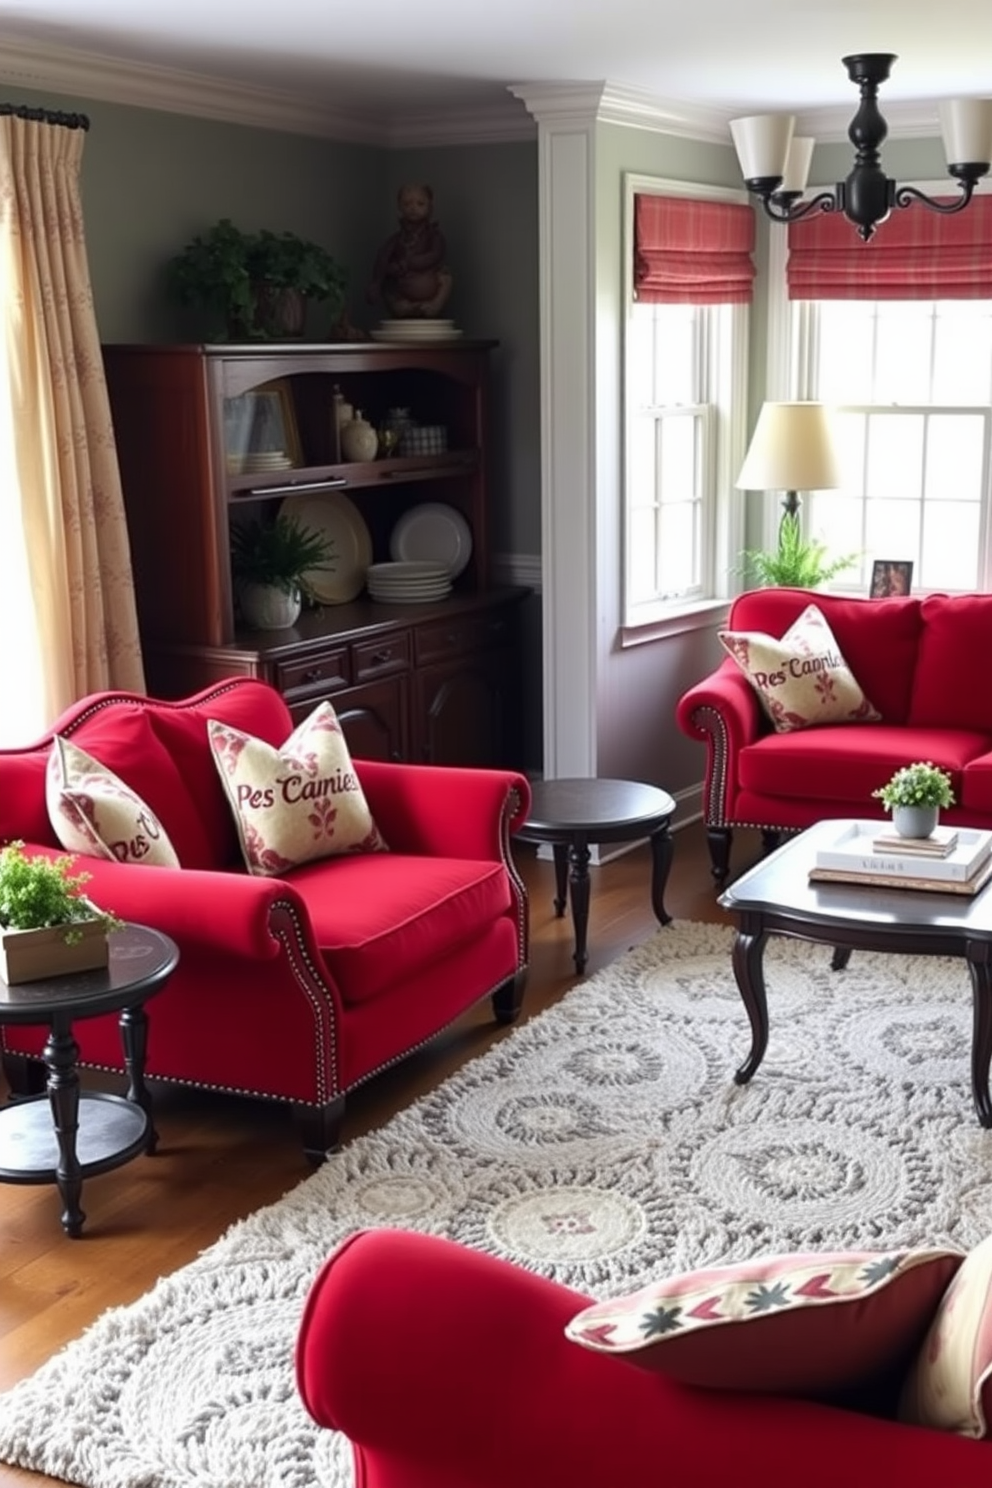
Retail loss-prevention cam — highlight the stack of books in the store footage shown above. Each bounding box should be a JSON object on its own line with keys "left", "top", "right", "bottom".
{"left": 810, "top": 822, "right": 992, "bottom": 896}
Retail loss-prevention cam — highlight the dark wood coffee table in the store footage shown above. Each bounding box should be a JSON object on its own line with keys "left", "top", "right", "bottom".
{"left": 718, "top": 819, "right": 992, "bottom": 1125}
{"left": 0, "top": 923, "right": 179, "bottom": 1237}
{"left": 515, "top": 778, "right": 675, "bottom": 972}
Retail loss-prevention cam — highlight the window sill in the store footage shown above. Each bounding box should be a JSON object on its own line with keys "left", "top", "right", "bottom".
{"left": 620, "top": 597, "right": 731, "bottom": 647}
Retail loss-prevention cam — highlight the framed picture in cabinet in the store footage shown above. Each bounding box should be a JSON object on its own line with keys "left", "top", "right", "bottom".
{"left": 224, "top": 380, "right": 302, "bottom": 473}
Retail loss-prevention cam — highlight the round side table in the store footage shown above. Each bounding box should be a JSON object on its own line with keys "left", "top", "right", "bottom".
{"left": 515, "top": 778, "right": 676, "bottom": 972}
{"left": 0, "top": 923, "right": 179, "bottom": 1237}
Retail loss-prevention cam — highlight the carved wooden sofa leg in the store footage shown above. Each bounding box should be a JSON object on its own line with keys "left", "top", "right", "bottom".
{"left": 492, "top": 970, "right": 527, "bottom": 1026}
{"left": 2, "top": 1052, "right": 46, "bottom": 1097}
{"left": 294, "top": 1095, "right": 347, "bottom": 1166}
{"left": 706, "top": 827, "right": 733, "bottom": 885}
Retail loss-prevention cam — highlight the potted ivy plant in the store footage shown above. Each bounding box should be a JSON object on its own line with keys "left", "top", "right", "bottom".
{"left": 0, "top": 841, "right": 122, "bottom": 984}
{"left": 248, "top": 230, "right": 349, "bottom": 338}
{"left": 167, "top": 219, "right": 348, "bottom": 340}
{"left": 230, "top": 513, "right": 337, "bottom": 629}
{"left": 872, "top": 761, "right": 956, "bottom": 840}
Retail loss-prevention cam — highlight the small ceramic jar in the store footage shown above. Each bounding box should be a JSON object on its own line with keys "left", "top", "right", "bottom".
{"left": 341, "top": 409, "right": 379, "bottom": 462}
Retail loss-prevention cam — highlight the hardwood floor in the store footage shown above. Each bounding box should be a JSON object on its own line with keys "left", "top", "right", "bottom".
{"left": 0, "top": 818, "right": 764, "bottom": 1486}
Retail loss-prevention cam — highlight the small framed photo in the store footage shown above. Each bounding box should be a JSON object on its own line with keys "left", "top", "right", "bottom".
{"left": 869, "top": 560, "right": 913, "bottom": 598}
{"left": 223, "top": 380, "right": 302, "bottom": 471}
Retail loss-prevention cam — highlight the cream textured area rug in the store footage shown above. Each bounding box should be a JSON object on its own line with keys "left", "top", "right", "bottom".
{"left": 3, "top": 920, "right": 992, "bottom": 1487}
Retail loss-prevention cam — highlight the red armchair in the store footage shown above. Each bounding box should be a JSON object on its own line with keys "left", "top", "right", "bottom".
{"left": 0, "top": 679, "right": 530, "bottom": 1160}
{"left": 296, "top": 1229, "right": 992, "bottom": 1488}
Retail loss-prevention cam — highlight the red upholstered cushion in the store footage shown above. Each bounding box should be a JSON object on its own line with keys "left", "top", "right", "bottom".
{"left": 737, "top": 725, "right": 988, "bottom": 805}
{"left": 724, "top": 590, "right": 923, "bottom": 723}
{"left": 0, "top": 749, "right": 55, "bottom": 845}
{"left": 289, "top": 853, "right": 512, "bottom": 1004}
{"left": 147, "top": 684, "right": 296, "bottom": 870}
{"left": 910, "top": 594, "right": 992, "bottom": 731}
{"left": 565, "top": 1248, "right": 963, "bottom": 1398}
{"left": 61, "top": 706, "right": 216, "bottom": 869}
{"left": 962, "top": 752, "right": 992, "bottom": 817}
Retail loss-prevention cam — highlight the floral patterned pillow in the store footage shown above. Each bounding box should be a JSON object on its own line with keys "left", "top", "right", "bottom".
{"left": 900, "top": 1233, "right": 992, "bottom": 1437}
{"left": 46, "top": 736, "right": 180, "bottom": 868}
{"left": 207, "top": 701, "right": 387, "bottom": 877}
{"left": 719, "top": 602, "right": 881, "bottom": 733}
{"left": 564, "top": 1248, "right": 962, "bottom": 1397}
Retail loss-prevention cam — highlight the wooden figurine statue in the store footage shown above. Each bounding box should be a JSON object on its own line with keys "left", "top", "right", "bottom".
{"left": 367, "top": 184, "right": 453, "bottom": 319}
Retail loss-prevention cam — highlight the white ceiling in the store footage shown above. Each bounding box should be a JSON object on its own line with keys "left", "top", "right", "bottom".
{"left": 1, "top": 0, "right": 990, "bottom": 144}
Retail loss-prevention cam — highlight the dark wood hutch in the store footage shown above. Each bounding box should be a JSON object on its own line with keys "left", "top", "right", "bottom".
{"left": 102, "top": 341, "right": 528, "bottom": 767}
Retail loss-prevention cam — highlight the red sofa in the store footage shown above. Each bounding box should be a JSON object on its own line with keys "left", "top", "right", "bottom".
{"left": 296, "top": 1229, "right": 992, "bottom": 1488}
{"left": 0, "top": 679, "right": 530, "bottom": 1159}
{"left": 677, "top": 588, "right": 992, "bottom": 883}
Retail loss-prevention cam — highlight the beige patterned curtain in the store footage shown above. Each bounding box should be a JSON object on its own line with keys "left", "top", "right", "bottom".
{"left": 0, "top": 104, "right": 144, "bottom": 746}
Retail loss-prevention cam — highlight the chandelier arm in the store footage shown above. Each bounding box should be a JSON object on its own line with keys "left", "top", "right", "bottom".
{"left": 758, "top": 190, "right": 838, "bottom": 225}
{"left": 893, "top": 181, "right": 977, "bottom": 215}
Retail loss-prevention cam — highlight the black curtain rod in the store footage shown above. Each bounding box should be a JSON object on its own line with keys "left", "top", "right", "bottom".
{"left": 0, "top": 103, "right": 89, "bottom": 131}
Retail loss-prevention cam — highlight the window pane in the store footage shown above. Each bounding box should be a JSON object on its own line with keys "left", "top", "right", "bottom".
{"left": 658, "top": 413, "right": 697, "bottom": 499}
{"left": 818, "top": 304, "right": 873, "bottom": 403}
{"left": 866, "top": 416, "right": 924, "bottom": 500}
{"left": 874, "top": 303, "right": 933, "bottom": 403}
{"left": 657, "top": 503, "right": 698, "bottom": 594}
{"left": 933, "top": 304, "right": 992, "bottom": 404}
{"left": 921, "top": 501, "right": 981, "bottom": 589}
{"left": 627, "top": 506, "right": 658, "bottom": 604}
{"left": 924, "top": 414, "right": 985, "bottom": 500}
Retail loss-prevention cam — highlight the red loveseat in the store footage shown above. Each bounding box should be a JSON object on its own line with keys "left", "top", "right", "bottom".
{"left": 296, "top": 1229, "right": 992, "bottom": 1488}
{"left": 0, "top": 679, "right": 530, "bottom": 1159}
{"left": 677, "top": 588, "right": 992, "bottom": 883}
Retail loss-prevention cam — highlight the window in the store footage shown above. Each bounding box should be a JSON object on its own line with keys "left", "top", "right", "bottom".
{"left": 792, "top": 297, "right": 992, "bottom": 593}
{"left": 622, "top": 179, "right": 752, "bottom": 631}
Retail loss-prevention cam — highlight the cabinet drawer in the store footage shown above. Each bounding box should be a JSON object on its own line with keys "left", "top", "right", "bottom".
{"left": 352, "top": 631, "right": 411, "bottom": 682}
{"left": 414, "top": 612, "right": 512, "bottom": 665}
{"left": 272, "top": 647, "right": 351, "bottom": 698}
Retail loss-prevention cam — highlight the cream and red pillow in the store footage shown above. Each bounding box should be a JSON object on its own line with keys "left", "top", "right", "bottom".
{"left": 564, "top": 1247, "right": 961, "bottom": 1397}
{"left": 207, "top": 700, "right": 387, "bottom": 877}
{"left": 46, "top": 736, "right": 180, "bottom": 868}
{"left": 900, "top": 1234, "right": 992, "bottom": 1437}
{"left": 719, "top": 602, "right": 881, "bottom": 734}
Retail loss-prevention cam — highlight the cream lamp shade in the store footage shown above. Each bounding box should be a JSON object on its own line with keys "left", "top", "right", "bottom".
{"left": 736, "top": 401, "right": 841, "bottom": 498}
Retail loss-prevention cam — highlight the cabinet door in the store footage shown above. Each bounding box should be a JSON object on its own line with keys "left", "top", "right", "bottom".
{"left": 413, "top": 653, "right": 513, "bottom": 767}
{"left": 292, "top": 678, "right": 408, "bottom": 762}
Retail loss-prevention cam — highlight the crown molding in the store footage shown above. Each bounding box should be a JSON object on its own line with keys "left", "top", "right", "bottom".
{"left": 380, "top": 100, "right": 535, "bottom": 147}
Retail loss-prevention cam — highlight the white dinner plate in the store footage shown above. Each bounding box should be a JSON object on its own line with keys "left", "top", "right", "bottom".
{"left": 389, "top": 504, "right": 473, "bottom": 577}
{"left": 278, "top": 491, "right": 372, "bottom": 604}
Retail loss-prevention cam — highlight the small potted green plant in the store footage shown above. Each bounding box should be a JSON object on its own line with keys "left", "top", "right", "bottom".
{"left": 0, "top": 841, "right": 122, "bottom": 984}
{"left": 872, "top": 761, "right": 956, "bottom": 839}
{"left": 230, "top": 513, "right": 337, "bottom": 629}
{"left": 740, "top": 514, "right": 858, "bottom": 589}
{"left": 166, "top": 218, "right": 256, "bottom": 340}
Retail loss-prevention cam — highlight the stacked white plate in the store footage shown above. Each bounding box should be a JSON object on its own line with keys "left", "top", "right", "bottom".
{"left": 366, "top": 560, "right": 452, "bottom": 604}
{"left": 228, "top": 449, "right": 295, "bottom": 475}
{"left": 371, "top": 319, "right": 464, "bottom": 342}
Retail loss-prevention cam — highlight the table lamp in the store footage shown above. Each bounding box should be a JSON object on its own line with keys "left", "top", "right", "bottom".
{"left": 736, "top": 401, "right": 842, "bottom": 544}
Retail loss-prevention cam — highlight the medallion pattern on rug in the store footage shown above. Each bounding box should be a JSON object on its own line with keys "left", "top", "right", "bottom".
{"left": 2, "top": 921, "right": 992, "bottom": 1487}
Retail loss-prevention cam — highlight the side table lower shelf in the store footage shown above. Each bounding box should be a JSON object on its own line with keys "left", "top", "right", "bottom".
{"left": 0, "top": 1091, "right": 150, "bottom": 1181}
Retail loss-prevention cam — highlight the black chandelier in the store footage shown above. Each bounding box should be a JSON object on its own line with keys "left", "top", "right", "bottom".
{"left": 731, "top": 54, "right": 992, "bottom": 241}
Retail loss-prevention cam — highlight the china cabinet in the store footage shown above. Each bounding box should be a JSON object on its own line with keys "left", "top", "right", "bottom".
{"left": 102, "top": 342, "right": 527, "bottom": 767}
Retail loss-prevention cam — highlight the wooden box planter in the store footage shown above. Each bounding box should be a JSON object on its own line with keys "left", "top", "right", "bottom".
{"left": 0, "top": 918, "right": 109, "bottom": 986}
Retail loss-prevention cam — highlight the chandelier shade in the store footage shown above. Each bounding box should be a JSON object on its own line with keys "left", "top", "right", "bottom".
{"left": 731, "top": 54, "right": 992, "bottom": 242}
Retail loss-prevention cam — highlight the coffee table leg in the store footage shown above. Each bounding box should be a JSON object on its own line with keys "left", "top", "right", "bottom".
{"left": 730, "top": 928, "right": 769, "bottom": 1084}
{"left": 568, "top": 837, "right": 592, "bottom": 973}
{"left": 551, "top": 844, "right": 569, "bottom": 918}
{"left": 649, "top": 823, "right": 674, "bottom": 926}
{"left": 119, "top": 1005, "right": 158, "bottom": 1154}
{"left": 43, "top": 1017, "right": 86, "bottom": 1239}
{"left": 967, "top": 958, "right": 992, "bottom": 1127}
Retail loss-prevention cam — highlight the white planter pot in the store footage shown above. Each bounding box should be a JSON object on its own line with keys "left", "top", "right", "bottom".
{"left": 239, "top": 583, "right": 302, "bottom": 630}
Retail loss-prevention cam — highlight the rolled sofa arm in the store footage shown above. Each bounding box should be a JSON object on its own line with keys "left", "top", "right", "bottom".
{"left": 16, "top": 845, "right": 291, "bottom": 961}
{"left": 354, "top": 761, "right": 531, "bottom": 858}
{"left": 675, "top": 659, "right": 766, "bottom": 826}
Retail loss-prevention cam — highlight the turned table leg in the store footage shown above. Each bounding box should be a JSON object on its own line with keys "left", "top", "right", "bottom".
{"left": 43, "top": 1016, "right": 86, "bottom": 1239}
{"left": 730, "top": 927, "right": 770, "bottom": 1085}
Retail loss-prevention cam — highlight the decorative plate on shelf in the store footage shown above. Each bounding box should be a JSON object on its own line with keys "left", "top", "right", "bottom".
{"left": 389, "top": 503, "right": 473, "bottom": 577}
{"left": 278, "top": 491, "right": 372, "bottom": 604}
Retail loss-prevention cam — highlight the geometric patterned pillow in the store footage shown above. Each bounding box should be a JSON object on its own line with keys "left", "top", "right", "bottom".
{"left": 564, "top": 1248, "right": 962, "bottom": 1397}
{"left": 45, "top": 735, "right": 180, "bottom": 868}
{"left": 719, "top": 602, "right": 881, "bottom": 734}
{"left": 207, "top": 700, "right": 387, "bottom": 878}
{"left": 899, "top": 1233, "right": 992, "bottom": 1437}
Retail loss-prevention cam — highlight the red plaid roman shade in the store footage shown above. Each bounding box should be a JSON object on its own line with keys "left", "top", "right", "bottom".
{"left": 634, "top": 195, "right": 756, "bottom": 304}
{"left": 787, "top": 195, "right": 992, "bottom": 299}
